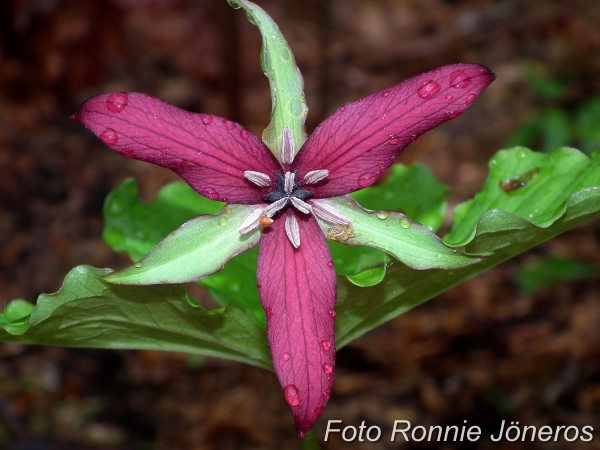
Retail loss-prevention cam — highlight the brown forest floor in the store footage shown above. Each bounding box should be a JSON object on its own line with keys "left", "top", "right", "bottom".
{"left": 1, "top": 0, "right": 600, "bottom": 449}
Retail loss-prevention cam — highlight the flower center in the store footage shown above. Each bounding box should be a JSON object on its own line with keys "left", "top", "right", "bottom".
{"left": 240, "top": 167, "right": 350, "bottom": 248}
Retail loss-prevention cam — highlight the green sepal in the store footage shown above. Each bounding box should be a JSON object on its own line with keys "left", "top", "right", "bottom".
{"left": 314, "top": 196, "right": 480, "bottom": 270}
{"left": 228, "top": 0, "right": 307, "bottom": 159}
{"left": 104, "top": 204, "right": 262, "bottom": 285}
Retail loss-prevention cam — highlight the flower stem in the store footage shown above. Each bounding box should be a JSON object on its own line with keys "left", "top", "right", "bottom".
{"left": 300, "top": 429, "right": 321, "bottom": 450}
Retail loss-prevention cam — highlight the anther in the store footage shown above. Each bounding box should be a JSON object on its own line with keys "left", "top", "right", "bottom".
{"left": 244, "top": 170, "right": 272, "bottom": 187}
{"left": 285, "top": 214, "right": 301, "bottom": 248}
{"left": 303, "top": 170, "right": 329, "bottom": 185}
{"left": 280, "top": 127, "right": 295, "bottom": 165}
{"left": 311, "top": 199, "right": 351, "bottom": 225}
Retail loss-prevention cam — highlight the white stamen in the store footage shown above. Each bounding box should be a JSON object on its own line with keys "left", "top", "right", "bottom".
{"left": 285, "top": 215, "right": 301, "bottom": 248}
{"left": 290, "top": 197, "right": 312, "bottom": 214}
{"left": 311, "top": 199, "right": 351, "bottom": 225}
{"left": 280, "top": 127, "right": 295, "bottom": 165}
{"left": 263, "top": 198, "right": 288, "bottom": 217}
{"left": 303, "top": 169, "right": 329, "bottom": 185}
{"left": 239, "top": 208, "right": 263, "bottom": 234}
{"left": 284, "top": 171, "right": 295, "bottom": 195}
{"left": 244, "top": 171, "right": 271, "bottom": 187}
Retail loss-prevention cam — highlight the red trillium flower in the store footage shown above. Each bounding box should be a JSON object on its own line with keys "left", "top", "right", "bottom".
{"left": 74, "top": 63, "right": 495, "bottom": 435}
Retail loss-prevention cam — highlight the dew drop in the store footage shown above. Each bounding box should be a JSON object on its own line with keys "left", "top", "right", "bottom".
{"left": 99, "top": 128, "right": 118, "bottom": 145}
{"left": 250, "top": 146, "right": 259, "bottom": 155}
{"left": 284, "top": 384, "right": 301, "bottom": 406}
{"left": 224, "top": 206, "right": 233, "bottom": 215}
{"left": 240, "top": 129, "right": 250, "bottom": 139}
{"left": 376, "top": 210, "right": 389, "bottom": 220}
{"left": 444, "top": 93, "right": 454, "bottom": 102}
{"left": 134, "top": 261, "right": 143, "bottom": 268}
{"left": 201, "top": 187, "right": 220, "bottom": 200}
{"left": 339, "top": 105, "right": 347, "bottom": 112}
{"left": 436, "top": 253, "right": 442, "bottom": 259}
{"left": 449, "top": 70, "right": 471, "bottom": 89}
{"left": 218, "top": 217, "right": 227, "bottom": 227}
{"left": 445, "top": 110, "right": 461, "bottom": 119}
{"left": 280, "top": 47, "right": 292, "bottom": 62}
{"left": 399, "top": 218, "right": 411, "bottom": 229}
{"left": 387, "top": 136, "right": 400, "bottom": 145}
{"left": 282, "top": 352, "right": 291, "bottom": 361}
{"left": 121, "top": 147, "right": 135, "bottom": 158}
{"left": 201, "top": 115, "right": 212, "bottom": 125}
{"left": 357, "top": 172, "right": 376, "bottom": 188}
{"left": 323, "top": 390, "right": 331, "bottom": 401}
{"left": 410, "top": 135, "right": 419, "bottom": 143}
{"left": 106, "top": 92, "right": 128, "bottom": 113}
{"left": 320, "top": 340, "right": 331, "bottom": 351}
{"left": 490, "top": 159, "right": 497, "bottom": 166}
{"left": 417, "top": 80, "right": 441, "bottom": 99}
{"left": 328, "top": 309, "right": 336, "bottom": 318}
{"left": 323, "top": 363, "right": 333, "bottom": 374}
{"left": 516, "top": 149, "right": 527, "bottom": 160}
{"left": 381, "top": 90, "right": 391, "bottom": 98}
{"left": 463, "top": 93, "right": 476, "bottom": 105}
{"left": 265, "top": 307, "right": 273, "bottom": 320}
{"left": 257, "top": 283, "right": 262, "bottom": 290}
{"left": 223, "top": 119, "right": 235, "bottom": 130}
{"left": 327, "top": 373, "right": 335, "bottom": 383}
{"left": 327, "top": 261, "right": 334, "bottom": 269}
{"left": 314, "top": 406, "right": 324, "bottom": 416}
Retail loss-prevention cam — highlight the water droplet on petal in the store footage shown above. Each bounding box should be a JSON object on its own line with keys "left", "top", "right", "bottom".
{"left": 223, "top": 119, "right": 235, "bottom": 130}
{"left": 387, "top": 136, "right": 400, "bottom": 145}
{"left": 417, "top": 80, "right": 441, "bottom": 99}
{"left": 399, "top": 218, "right": 411, "bottom": 229}
{"left": 381, "top": 90, "right": 391, "bottom": 98}
{"left": 106, "top": 92, "right": 128, "bottom": 113}
{"left": 201, "top": 187, "right": 220, "bottom": 200}
{"left": 339, "top": 105, "right": 347, "bottom": 112}
{"left": 357, "top": 172, "right": 377, "bottom": 188}
{"left": 320, "top": 340, "right": 331, "bottom": 351}
{"left": 99, "top": 128, "right": 118, "bottom": 145}
{"left": 314, "top": 406, "right": 324, "bottom": 416}
{"left": 134, "top": 261, "right": 143, "bottom": 268}
{"left": 376, "top": 210, "right": 389, "bottom": 220}
{"left": 449, "top": 70, "right": 471, "bottom": 89}
{"left": 282, "top": 352, "right": 291, "bottom": 361}
{"left": 323, "top": 390, "right": 331, "bottom": 400}
{"left": 444, "top": 93, "right": 454, "bottom": 102}
{"left": 323, "top": 362, "right": 333, "bottom": 373}
{"left": 298, "top": 422, "right": 313, "bottom": 437}
{"left": 516, "top": 149, "right": 527, "bottom": 160}
{"left": 328, "top": 309, "right": 336, "bottom": 318}
{"left": 284, "top": 384, "right": 301, "bottom": 407}
{"left": 121, "top": 147, "right": 135, "bottom": 158}
{"left": 201, "top": 115, "right": 212, "bottom": 125}
{"left": 250, "top": 146, "right": 258, "bottom": 155}
{"left": 327, "top": 261, "right": 334, "bottom": 269}
{"left": 240, "top": 129, "right": 250, "bottom": 139}
{"left": 445, "top": 110, "right": 461, "bottom": 119}
{"left": 257, "top": 283, "right": 262, "bottom": 290}
{"left": 463, "top": 93, "right": 476, "bottom": 105}
{"left": 265, "top": 307, "right": 273, "bottom": 320}
{"left": 327, "top": 373, "right": 335, "bottom": 383}
{"left": 410, "top": 135, "right": 419, "bottom": 143}
{"left": 218, "top": 217, "right": 227, "bottom": 227}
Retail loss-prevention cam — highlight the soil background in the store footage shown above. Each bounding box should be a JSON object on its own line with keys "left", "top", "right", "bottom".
{"left": 1, "top": 0, "right": 600, "bottom": 449}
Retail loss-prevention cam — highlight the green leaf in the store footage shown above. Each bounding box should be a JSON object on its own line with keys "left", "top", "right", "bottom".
{"left": 0, "top": 266, "right": 271, "bottom": 369}
{"left": 346, "top": 267, "right": 387, "bottom": 287}
{"left": 336, "top": 171, "right": 600, "bottom": 348}
{"left": 104, "top": 179, "right": 224, "bottom": 261}
{"left": 315, "top": 196, "right": 480, "bottom": 270}
{"left": 104, "top": 204, "right": 262, "bottom": 285}
{"left": 445, "top": 147, "right": 597, "bottom": 249}
{"left": 0, "top": 299, "right": 35, "bottom": 335}
{"left": 515, "top": 257, "right": 597, "bottom": 294}
{"left": 351, "top": 163, "right": 452, "bottom": 232}
{"left": 228, "top": 0, "right": 307, "bottom": 159}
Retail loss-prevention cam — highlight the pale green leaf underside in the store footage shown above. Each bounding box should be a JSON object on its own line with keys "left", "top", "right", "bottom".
{"left": 0, "top": 266, "right": 271, "bottom": 370}
{"left": 104, "top": 204, "right": 262, "bottom": 285}
{"left": 229, "top": 0, "right": 307, "bottom": 159}
{"left": 315, "top": 196, "right": 480, "bottom": 270}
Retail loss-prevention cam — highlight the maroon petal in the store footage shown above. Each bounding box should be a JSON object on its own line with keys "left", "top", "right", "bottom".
{"left": 292, "top": 64, "right": 495, "bottom": 197}
{"left": 257, "top": 210, "right": 336, "bottom": 436}
{"left": 73, "top": 92, "right": 280, "bottom": 203}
